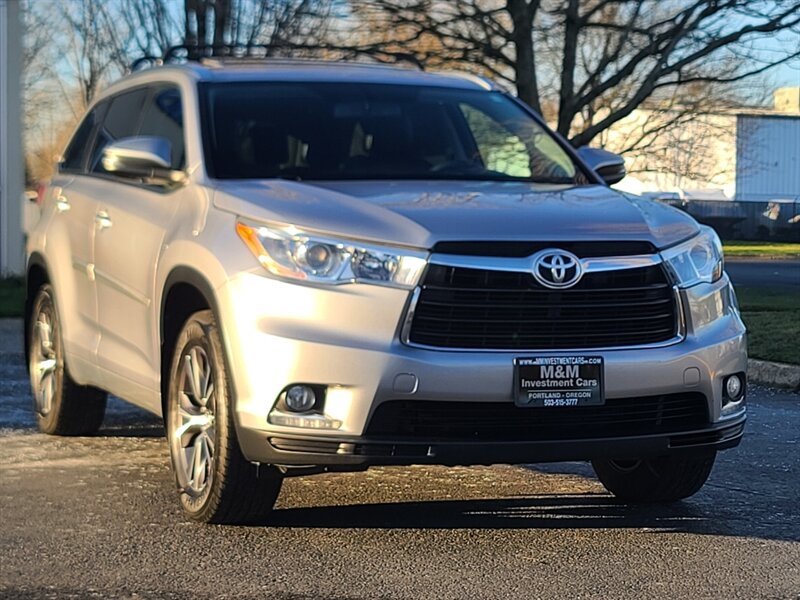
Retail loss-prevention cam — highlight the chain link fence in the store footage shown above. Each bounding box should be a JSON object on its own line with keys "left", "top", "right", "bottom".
{"left": 659, "top": 198, "right": 800, "bottom": 242}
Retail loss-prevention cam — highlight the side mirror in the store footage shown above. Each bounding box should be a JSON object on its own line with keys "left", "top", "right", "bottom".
{"left": 102, "top": 136, "right": 185, "bottom": 186}
{"left": 576, "top": 146, "right": 626, "bottom": 185}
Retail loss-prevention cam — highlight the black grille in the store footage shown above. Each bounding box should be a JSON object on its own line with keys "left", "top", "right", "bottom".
{"left": 365, "top": 394, "right": 709, "bottom": 441}
{"left": 408, "top": 263, "right": 678, "bottom": 349}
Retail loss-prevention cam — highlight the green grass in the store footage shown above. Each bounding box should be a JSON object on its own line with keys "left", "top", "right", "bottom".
{"left": 723, "top": 241, "right": 800, "bottom": 259}
{"left": 735, "top": 287, "right": 800, "bottom": 312}
{"left": 0, "top": 277, "right": 24, "bottom": 318}
{"left": 736, "top": 286, "right": 800, "bottom": 365}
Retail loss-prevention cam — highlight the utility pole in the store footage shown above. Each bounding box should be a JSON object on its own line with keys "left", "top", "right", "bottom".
{"left": 0, "top": 0, "right": 25, "bottom": 276}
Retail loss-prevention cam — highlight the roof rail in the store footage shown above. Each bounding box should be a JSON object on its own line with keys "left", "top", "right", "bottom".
{"left": 434, "top": 70, "right": 498, "bottom": 91}
{"left": 129, "top": 45, "right": 424, "bottom": 72}
{"left": 129, "top": 44, "right": 275, "bottom": 72}
{"left": 130, "top": 55, "right": 163, "bottom": 72}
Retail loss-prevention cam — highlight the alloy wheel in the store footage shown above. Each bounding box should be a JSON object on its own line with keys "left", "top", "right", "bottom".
{"left": 31, "top": 301, "right": 57, "bottom": 417}
{"left": 170, "top": 344, "right": 217, "bottom": 497}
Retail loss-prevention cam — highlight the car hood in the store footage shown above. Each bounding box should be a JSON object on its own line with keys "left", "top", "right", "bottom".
{"left": 212, "top": 180, "right": 699, "bottom": 250}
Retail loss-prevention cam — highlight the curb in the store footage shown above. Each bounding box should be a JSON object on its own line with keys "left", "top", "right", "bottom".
{"left": 748, "top": 359, "right": 800, "bottom": 392}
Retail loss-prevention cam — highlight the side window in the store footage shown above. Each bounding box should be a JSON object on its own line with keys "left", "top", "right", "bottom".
{"left": 60, "top": 103, "right": 108, "bottom": 173}
{"left": 89, "top": 88, "right": 148, "bottom": 174}
{"left": 139, "top": 86, "right": 185, "bottom": 169}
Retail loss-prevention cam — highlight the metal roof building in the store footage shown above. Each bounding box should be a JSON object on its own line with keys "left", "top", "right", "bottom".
{"left": 736, "top": 114, "right": 800, "bottom": 201}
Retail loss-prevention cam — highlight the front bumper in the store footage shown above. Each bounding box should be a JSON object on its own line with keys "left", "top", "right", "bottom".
{"left": 216, "top": 271, "right": 747, "bottom": 467}
{"left": 260, "top": 416, "right": 745, "bottom": 467}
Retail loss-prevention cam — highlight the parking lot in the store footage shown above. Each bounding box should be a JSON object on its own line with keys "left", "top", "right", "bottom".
{"left": 0, "top": 318, "right": 798, "bottom": 599}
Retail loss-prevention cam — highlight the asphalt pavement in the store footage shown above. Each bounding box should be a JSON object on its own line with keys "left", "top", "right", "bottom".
{"left": 726, "top": 258, "right": 800, "bottom": 289}
{"left": 1, "top": 319, "right": 799, "bottom": 599}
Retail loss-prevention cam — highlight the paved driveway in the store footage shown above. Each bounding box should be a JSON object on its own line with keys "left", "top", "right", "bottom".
{"left": 0, "top": 318, "right": 798, "bottom": 599}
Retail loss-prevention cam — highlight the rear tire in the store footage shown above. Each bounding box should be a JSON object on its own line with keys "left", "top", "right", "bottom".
{"left": 28, "top": 284, "right": 107, "bottom": 435}
{"left": 166, "top": 309, "right": 282, "bottom": 524}
{"left": 592, "top": 453, "right": 716, "bottom": 503}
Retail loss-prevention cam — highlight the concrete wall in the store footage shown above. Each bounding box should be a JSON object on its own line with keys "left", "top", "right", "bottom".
{"left": 0, "top": 0, "right": 25, "bottom": 276}
{"left": 603, "top": 108, "right": 737, "bottom": 198}
{"left": 774, "top": 87, "right": 800, "bottom": 113}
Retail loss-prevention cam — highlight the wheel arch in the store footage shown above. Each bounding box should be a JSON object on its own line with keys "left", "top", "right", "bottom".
{"left": 159, "top": 267, "right": 223, "bottom": 419}
{"left": 24, "top": 253, "right": 52, "bottom": 375}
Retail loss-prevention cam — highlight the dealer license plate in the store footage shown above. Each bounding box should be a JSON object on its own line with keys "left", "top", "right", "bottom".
{"left": 514, "top": 356, "right": 604, "bottom": 407}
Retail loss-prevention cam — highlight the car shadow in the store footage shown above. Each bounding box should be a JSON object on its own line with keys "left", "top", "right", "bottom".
{"left": 266, "top": 492, "right": 797, "bottom": 541}
{"left": 98, "top": 421, "right": 164, "bottom": 438}
{"left": 269, "top": 493, "right": 709, "bottom": 530}
{"left": 96, "top": 396, "right": 164, "bottom": 438}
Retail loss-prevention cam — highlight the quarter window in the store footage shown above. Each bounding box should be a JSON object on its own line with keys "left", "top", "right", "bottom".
{"left": 139, "top": 87, "right": 185, "bottom": 169}
{"left": 89, "top": 88, "right": 148, "bottom": 173}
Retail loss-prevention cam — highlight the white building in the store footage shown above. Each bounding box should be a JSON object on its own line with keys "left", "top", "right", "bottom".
{"left": 606, "top": 87, "right": 800, "bottom": 202}
{"left": 0, "top": 0, "right": 24, "bottom": 276}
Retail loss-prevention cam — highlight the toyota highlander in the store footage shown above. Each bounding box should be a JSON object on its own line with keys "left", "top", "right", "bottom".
{"left": 26, "top": 57, "right": 747, "bottom": 524}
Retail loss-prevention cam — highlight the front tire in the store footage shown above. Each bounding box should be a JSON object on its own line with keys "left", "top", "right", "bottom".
{"left": 592, "top": 453, "right": 716, "bottom": 503}
{"left": 166, "top": 310, "right": 282, "bottom": 524}
{"left": 28, "top": 284, "right": 107, "bottom": 435}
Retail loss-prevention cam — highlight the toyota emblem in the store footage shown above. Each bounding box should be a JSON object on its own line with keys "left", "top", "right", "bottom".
{"left": 531, "top": 249, "right": 583, "bottom": 289}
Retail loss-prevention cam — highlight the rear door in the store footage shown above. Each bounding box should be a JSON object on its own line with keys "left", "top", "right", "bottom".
{"left": 44, "top": 102, "right": 108, "bottom": 382}
{"left": 91, "top": 85, "right": 184, "bottom": 406}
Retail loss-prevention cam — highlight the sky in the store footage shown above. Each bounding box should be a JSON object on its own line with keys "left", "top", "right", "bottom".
{"left": 19, "top": 0, "right": 800, "bottom": 165}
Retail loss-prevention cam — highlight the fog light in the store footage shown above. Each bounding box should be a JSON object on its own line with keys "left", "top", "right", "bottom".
{"left": 724, "top": 374, "right": 744, "bottom": 401}
{"left": 285, "top": 385, "right": 316, "bottom": 412}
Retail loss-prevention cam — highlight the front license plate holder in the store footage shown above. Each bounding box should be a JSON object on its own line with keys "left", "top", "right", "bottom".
{"left": 514, "top": 356, "right": 605, "bottom": 407}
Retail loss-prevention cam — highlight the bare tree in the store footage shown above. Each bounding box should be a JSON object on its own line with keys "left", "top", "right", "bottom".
{"left": 21, "top": 0, "right": 338, "bottom": 183}
{"left": 60, "top": 0, "right": 129, "bottom": 107}
{"left": 125, "top": 0, "right": 183, "bottom": 58}
{"left": 182, "top": 0, "right": 334, "bottom": 55}
{"left": 21, "top": 0, "right": 59, "bottom": 184}
{"left": 606, "top": 101, "right": 739, "bottom": 191}
{"left": 345, "top": 0, "right": 800, "bottom": 147}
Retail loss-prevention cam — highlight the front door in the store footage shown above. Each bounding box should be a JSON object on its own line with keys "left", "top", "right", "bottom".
{"left": 91, "top": 180, "right": 179, "bottom": 405}
{"left": 89, "top": 85, "right": 186, "bottom": 408}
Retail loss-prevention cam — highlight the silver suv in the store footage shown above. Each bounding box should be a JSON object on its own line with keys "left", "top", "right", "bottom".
{"left": 26, "top": 58, "right": 747, "bottom": 524}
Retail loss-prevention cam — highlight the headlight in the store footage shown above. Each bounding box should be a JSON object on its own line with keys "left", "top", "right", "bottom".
{"left": 661, "top": 226, "right": 724, "bottom": 288}
{"left": 235, "top": 220, "right": 428, "bottom": 289}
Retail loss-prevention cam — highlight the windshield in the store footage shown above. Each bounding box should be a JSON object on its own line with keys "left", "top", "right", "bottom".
{"left": 200, "top": 82, "right": 582, "bottom": 183}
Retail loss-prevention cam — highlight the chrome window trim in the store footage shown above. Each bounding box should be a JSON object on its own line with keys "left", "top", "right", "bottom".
{"left": 399, "top": 252, "right": 686, "bottom": 352}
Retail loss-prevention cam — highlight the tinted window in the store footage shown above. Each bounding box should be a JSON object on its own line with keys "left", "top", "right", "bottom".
{"left": 200, "top": 83, "right": 579, "bottom": 183}
{"left": 60, "top": 102, "right": 108, "bottom": 173}
{"left": 139, "top": 87, "right": 185, "bottom": 169}
{"left": 89, "top": 88, "right": 147, "bottom": 173}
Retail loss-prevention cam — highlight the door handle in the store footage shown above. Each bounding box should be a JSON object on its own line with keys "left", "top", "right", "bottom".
{"left": 95, "top": 211, "right": 113, "bottom": 230}
{"left": 55, "top": 195, "right": 71, "bottom": 212}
